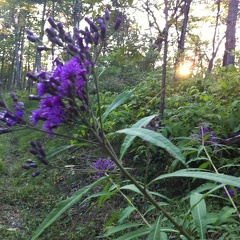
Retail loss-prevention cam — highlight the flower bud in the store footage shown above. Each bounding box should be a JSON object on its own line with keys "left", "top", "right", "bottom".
{"left": 26, "top": 159, "right": 33, "bottom": 164}
{"left": 89, "top": 22, "right": 98, "bottom": 33}
{"left": 36, "top": 155, "right": 48, "bottom": 165}
{"left": 64, "top": 33, "right": 73, "bottom": 43}
{"left": 45, "top": 28, "right": 57, "bottom": 37}
{"left": 38, "top": 148, "right": 46, "bottom": 157}
{"left": 26, "top": 72, "right": 39, "bottom": 81}
{"left": 48, "top": 17, "right": 57, "bottom": 28}
{"left": 30, "top": 141, "right": 37, "bottom": 148}
{"left": 28, "top": 95, "right": 41, "bottom": 101}
{"left": 100, "top": 24, "right": 106, "bottom": 39}
{"left": 77, "top": 37, "right": 85, "bottom": 50}
{"left": 27, "top": 35, "right": 40, "bottom": 42}
{"left": 93, "top": 32, "right": 100, "bottom": 45}
{"left": 57, "top": 22, "right": 65, "bottom": 36}
{"left": 29, "top": 149, "right": 38, "bottom": 155}
{"left": 48, "top": 37, "right": 63, "bottom": 47}
{"left": 37, "top": 46, "right": 50, "bottom": 52}
{"left": 10, "top": 92, "right": 18, "bottom": 102}
{"left": 68, "top": 43, "right": 80, "bottom": 53}
{"left": 30, "top": 163, "right": 38, "bottom": 168}
{"left": 26, "top": 29, "right": 33, "bottom": 35}
{"left": 114, "top": 18, "right": 122, "bottom": 30}
{"left": 105, "top": 8, "right": 110, "bottom": 20}
{"left": 32, "top": 170, "right": 40, "bottom": 178}
{"left": 22, "top": 164, "right": 31, "bottom": 170}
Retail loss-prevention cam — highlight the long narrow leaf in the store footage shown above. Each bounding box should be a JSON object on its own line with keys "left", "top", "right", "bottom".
{"left": 147, "top": 216, "right": 162, "bottom": 240}
{"left": 120, "top": 114, "right": 157, "bottom": 160}
{"left": 150, "top": 169, "right": 240, "bottom": 188}
{"left": 117, "top": 128, "right": 186, "bottom": 165}
{"left": 118, "top": 206, "right": 136, "bottom": 224}
{"left": 102, "top": 90, "right": 133, "bottom": 122}
{"left": 216, "top": 206, "right": 236, "bottom": 225}
{"left": 46, "top": 145, "right": 75, "bottom": 160}
{"left": 115, "top": 227, "right": 151, "bottom": 240}
{"left": 190, "top": 193, "right": 207, "bottom": 239}
{"left": 98, "top": 223, "right": 143, "bottom": 238}
{"left": 31, "top": 177, "right": 107, "bottom": 240}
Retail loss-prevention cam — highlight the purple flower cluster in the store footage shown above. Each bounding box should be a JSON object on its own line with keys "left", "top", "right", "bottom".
{"left": 22, "top": 141, "right": 48, "bottom": 177}
{"left": 0, "top": 92, "right": 25, "bottom": 128}
{"left": 198, "top": 125, "right": 217, "bottom": 145}
{"left": 93, "top": 158, "right": 115, "bottom": 177}
{"left": 26, "top": 11, "right": 122, "bottom": 136}
{"left": 29, "top": 57, "right": 88, "bottom": 136}
{"left": 224, "top": 187, "right": 240, "bottom": 197}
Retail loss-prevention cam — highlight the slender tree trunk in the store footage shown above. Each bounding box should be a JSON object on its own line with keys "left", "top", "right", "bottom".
{"left": 174, "top": 0, "right": 191, "bottom": 80}
{"left": 222, "top": 0, "right": 239, "bottom": 67}
{"left": 206, "top": 0, "right": 221, "bottom": 74}
{"left": 160, "top": 0, "right": 169, "bottom": 117}
{"left": 13, "top": 13, "right": 22, "bottom": 90}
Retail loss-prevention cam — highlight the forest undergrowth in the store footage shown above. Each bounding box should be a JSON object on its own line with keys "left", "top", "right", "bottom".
{"left": 0, "top": 67, "right": 240, "bottom": 239}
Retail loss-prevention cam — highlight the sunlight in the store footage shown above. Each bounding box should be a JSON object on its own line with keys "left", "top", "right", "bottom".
{"left": 177, "top": 61, "right": 193, "bottom": 77}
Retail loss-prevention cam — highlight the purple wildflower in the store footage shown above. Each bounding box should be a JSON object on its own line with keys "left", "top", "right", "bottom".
{"left": 223, "top": 188, "right": 240, "bottom": 197}
{"left": 198, "top": 125, "right": 217, "bottom": 145}
{"left": 93, "top": 158, "right": 115, "bottom": 177}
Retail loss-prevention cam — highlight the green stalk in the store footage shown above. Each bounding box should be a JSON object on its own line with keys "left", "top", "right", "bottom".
{"left": 99, "top": 138, "right": 193, "bottom": 240}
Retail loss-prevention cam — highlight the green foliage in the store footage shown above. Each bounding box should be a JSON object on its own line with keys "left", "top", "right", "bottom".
{"left": 190, "top": 193, "right": 207, "bottom": 239}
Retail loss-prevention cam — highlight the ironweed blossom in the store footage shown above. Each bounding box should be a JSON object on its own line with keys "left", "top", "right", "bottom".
{"left": 198, "top": 125, "right": 217, "bottom": 145}
{"left": 224, "top": 187, "right": 240, "bottom": 197}
{"left": 93, "top": 158, "right": 115, "bottom": 177}
{"left": 27, "top": 10, "right": 122, "bottom": 136}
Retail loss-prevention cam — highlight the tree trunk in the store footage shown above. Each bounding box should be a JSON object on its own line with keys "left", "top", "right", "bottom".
{"left": 174, "top": 0, "right": 192, "bottom": 80}
{"left": 13, "top": 14, "right": 21, "bottom": 90}
{"left": 206, "top": 0, "right": 224, "bottom": 75}
{"left": 160, "top": 0, "right": 169, "bottom": 117}
{"left": 222, "top": 0, "right": 239, "bottom": 67}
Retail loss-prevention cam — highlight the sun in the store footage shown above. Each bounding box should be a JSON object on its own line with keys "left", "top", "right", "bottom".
{"left": 178, "top": 61, "right": 193, "bottom": 77}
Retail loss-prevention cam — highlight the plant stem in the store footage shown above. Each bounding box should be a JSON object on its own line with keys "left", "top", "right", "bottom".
{"left": 108, "top": 176, "right": 151, "bottom": 228}
{"left": 102, "top": 141, "right": 193, "bottom": 240}
{"left": 204, "top": 146, "right": 240, "bottom": 219}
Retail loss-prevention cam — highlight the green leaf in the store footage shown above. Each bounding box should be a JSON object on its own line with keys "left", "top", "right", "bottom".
{"left": 31, "top": 177, "right": 107, "bottom": 240}
{"left": 120, "top": 184, "right": 143, "bottom": 195}
{"left": 115, "top": 227, "right": 151, "bottom": 240}
{"left": 118, "top": 206, "right": 136, "bottom": 224}
{"left": 215, "top": 206, "right": 236, "bottom": 225}
{"left": 117, "top": 128, "right": 186, "bottom": 165}
{"left": 46, "top": 145, "right": 75, "bottom": 160}
{"left": 190, "top": 193, "right": 207, "bottom": 239}
{"left": 147, "top": 216, "right": 162, "bottom": 240}
{"left": 119, "top": 114, "right": 157, "bottom": 160}
{"left": 99, "top": 223, "right": 142, "bottom": 238}
{"left": 102, "top": 90, "right": 133, "bottom": 122}
{"left": 104, "top": 211, "right": 123, "bottom": 230}
{"left": 97, "top": 182, "right": 115, "bottom": 209}
{"left": 150, "top": 169, "right": 240, "bottom": 188}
